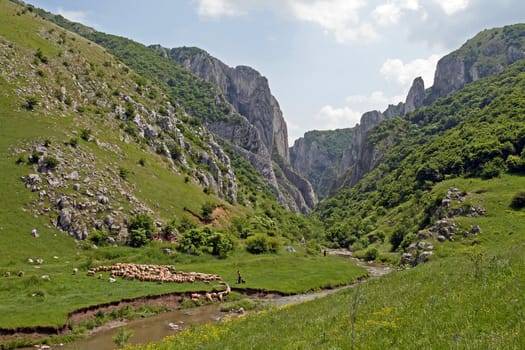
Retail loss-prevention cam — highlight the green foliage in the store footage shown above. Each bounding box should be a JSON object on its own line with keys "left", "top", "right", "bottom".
{"left": 176, "top": 227, "right": 233, "bottom": 257}
{"left": 245, "top": 234, "right": 280, "bottom": 254}
{"left": 80, "top": 128, "right": 91, "bottom": 141}
{"left": 118, "top": 166, "right": 129, "bottom": 180}
{"left": 68, "top": 137, "right": 78, "bottom": 148}
{"left": 200, "top": 201, "right": 216, "bottom": 222}
{"left": 129, "top": 228, "right": 149, "bottom": 248}
{"left": 34, "top": 47, "right": 48, "bottom": 64}
{"left": 113, "top": 327, "right": 133, "bottom": 347}
{"left": 127, "top": 213, "right": 154, "bottom": 247}
{"left": 24, "top": 96, "right": 39, "bottom": 110}
{"left": 89, "top": 230, "right": 109, "bottom": 246}
{"left": 363, "top": 247, "right": 378, "bottom": 261}
{"left": 42, "top": 155, "right": 59, "bottom": 170}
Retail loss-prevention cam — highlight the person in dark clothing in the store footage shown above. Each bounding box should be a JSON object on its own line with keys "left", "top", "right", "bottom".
{"left": 237, "top": 270, "right": 245, "bottom": 284}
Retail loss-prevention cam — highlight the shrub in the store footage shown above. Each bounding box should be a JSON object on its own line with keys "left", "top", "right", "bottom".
{"left": 80, "top": 128, "right": 91, "bottom": 141}
{"left": 129, "top": 228, "right": 149, "bottom": 248}
{"left": 128, "top": 213, "right": 154, "bottom": 237}
{"left": 246, "top": 234, "right": 280, "bottom": 254}
{"left": 119, "top": 167, "right": 129, "bottom": 180}
{"left": 42, "top": 156, "right": 59, "bottom": 170}
{"left": 28, "top": 151, "right": 40, "bottom": 164}
{"left": 363, "top": 248, "right": 379, "bottom": 261}
{"left": 178, "top": 215, "right": 196, "bottom": 233}
{"left": 208, "top": 232, "right": 235, "bottom": 258}
{"left": 34, "top": 48, "right": 48, "bottom": 64}
{"left": 177, "top": 228, "right": 209, "bottom": 255}
{"left": 68, "top": 137, "right": 78, "bottom": 148}
{"left": 89, "top": 230, "right": 109, "bottom": 246}
{"left": 24, "top": 96, "right": 39, "bottom": 110}
{"left": 510, "top": 192, "right": 525, "bottom": 210}
{"left": 200, "top": 201, "right": 216, "bottom": 222}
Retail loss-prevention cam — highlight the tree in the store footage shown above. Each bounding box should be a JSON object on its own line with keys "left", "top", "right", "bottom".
{"left": 200, "top": 201, "right": 216, "bottom": 222}
{"left": 127, "top": 213, "right": 154, "bottom": 247}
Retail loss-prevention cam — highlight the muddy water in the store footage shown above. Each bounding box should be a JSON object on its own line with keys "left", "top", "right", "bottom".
{"left": 55, "top": 304, "right": 228, "bottom": 350}
{"left": 25, "top": 255, "right": 393, "bottom": 350}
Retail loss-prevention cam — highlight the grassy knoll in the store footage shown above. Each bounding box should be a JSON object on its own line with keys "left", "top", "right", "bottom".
{"left": 128, "top": 175, "right": 525, "bottom": 349}
{"left": 0, "top": 0, "right": 366, "bottom": 335}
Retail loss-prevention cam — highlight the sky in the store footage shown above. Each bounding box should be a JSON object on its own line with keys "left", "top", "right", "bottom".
{"left": 28, "top": 0, "right": 525, "bottom": 144}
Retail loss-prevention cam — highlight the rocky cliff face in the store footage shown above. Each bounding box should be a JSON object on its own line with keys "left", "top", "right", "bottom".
{"left": 152, "top": 46, "right": 316, "bottom": 212}
{"left": 429, "top": 24, "right": 525, "bottom": 103}
{"left": 404, "top": 77, "right": 425, "bottom": 114}
{"left": 290, "top": 128, "right": 353, "bottom": 199}
{"left": 335, "top": 111, "right": 386, "bottom": 189}
{"left": 324, "top": 24, "right": 525, "bottom": 194}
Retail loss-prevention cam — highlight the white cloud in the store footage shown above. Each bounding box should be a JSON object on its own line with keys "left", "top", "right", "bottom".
{"left": 380, "top": 53, "right": 443, "bottom": 87}
{"left": 316, "top": 105, "right": 362, "bottom": 130}
{"left": 372, "top": 3, "right": 403, "bottom": 26}
{"left": 193, "top": 0, "right": 244, "bottom": 17}
{"left": 286, "top": 0, "right": 379, "bottom": 43}
{"left": 434, "top": 0, "right": 470, "bottom": 15}
{"left": 346, "top": 91, "right": 406, "bottom": 111}
{"left": 57, "top": 7, "right": 88, "bottom": 24}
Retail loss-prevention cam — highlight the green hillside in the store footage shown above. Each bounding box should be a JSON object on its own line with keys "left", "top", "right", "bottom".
{"left": 0, "top": 2, "right": 361, "bottom": 344}
{"left": 318, "top": 58, "right": 525, "bottom": 259}
{"left": 128, "top": 25, "right": 525, "bottom": 350}
{"left": 129, "top": 49, "right": 525, "bottom": 350}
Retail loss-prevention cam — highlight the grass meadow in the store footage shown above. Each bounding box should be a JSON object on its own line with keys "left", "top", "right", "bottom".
{"left": 128, "top": 175, "right": 525, "bottom": 349}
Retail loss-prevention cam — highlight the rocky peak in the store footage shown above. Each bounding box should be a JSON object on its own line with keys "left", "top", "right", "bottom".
{"left": 429, "top": 24, "right": 525, "bottom": 103}
{"left": 162, "top": 46, "right": 290, "bottom": 163}
{"left": 151, "top": 45, "right": 316, "bottom": 212}
{"left": 335, "top": 111, "right": 385, "bottom": 188}
{"left": 404, "top": 77, "right": 425, "bottom": 114}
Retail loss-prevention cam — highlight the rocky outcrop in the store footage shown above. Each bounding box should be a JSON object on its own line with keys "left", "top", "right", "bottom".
{"left": 334, "top": 111, "right": 386, "bottom": 189}
{"left": 383, "top": 102, "right": 405, "bottom": 119}
{"left": 321, "top": 24, "right": 525, "bottom": 195}
{"left": 153, "top": 45, "right": 316, "bottom": 212}
{"left": 290, "top": 128, "right": 353, "bottom": 199}
{"left": 429, "top": 24, "right": 525, "bottom": 103}
{"left": 404, "top": 77, "right": 425, "bottom": 114}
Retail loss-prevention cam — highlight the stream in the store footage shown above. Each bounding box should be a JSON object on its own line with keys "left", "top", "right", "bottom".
{"left": 24, "top": 254, "right": 392, "bottom": 350}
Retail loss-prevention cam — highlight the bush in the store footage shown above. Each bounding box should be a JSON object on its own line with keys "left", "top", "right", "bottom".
{"left": 119, "top": 167, "right": 129, "bottom": 180}
{"left": 129, "top": 228, "right": 149, "bottom": 248}
{"left": 201, "top": 201, "right": 216, "bottom": 222}
{"left": 246, "top": 235, "right": 280, "bottom": 254}
{"left": 42, "top": 156, "right": 59, "bottom": 170}
{"left": 80, "top": 128, "right": 91, "bottom": 141}
{"left": 510, "top": 192, "right": 525, "bottom": 210}
{"left": 208, "top": 232, "right": 234, "bottom": 258}
{"left": 89, "top": 230, "right": 109, "bottom": 246}
{"left": 177, "top": 228, "right": 209, "bottom": 255}
{"left": 68, "top": 137, "right": 78, "bottom": 148}
{"left": 127, "top": 213, "right": 154, "bottom": 247}
{"left": 363, "top": 248, "right": 379, "bottom": 261}
{"left": 24, "top": 96, "right": 39, "bottom": 110}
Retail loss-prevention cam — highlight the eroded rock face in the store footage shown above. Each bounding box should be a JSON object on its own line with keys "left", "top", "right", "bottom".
{"left": 335, "top": 111, "right": 386, "bottom": 189}
{"left": 404, "top": 77, "right": 425, "bottom": 114}
{"left": 290, "top": 128, "right": 353, "bottom": 199}
{"left": 153, "top": 46, "right": 316, "bottom": 212}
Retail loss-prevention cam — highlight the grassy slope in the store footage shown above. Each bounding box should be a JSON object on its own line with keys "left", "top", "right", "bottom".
{"left": 131, "top": 175, "right": 525, "bottom": 349}
{"left": 0, "top": 1, "right": 365, "bottom": 330}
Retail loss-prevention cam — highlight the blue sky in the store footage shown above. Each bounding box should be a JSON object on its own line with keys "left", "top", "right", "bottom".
{"left": 28, "top": 0, "right": 525, "bottom": 143}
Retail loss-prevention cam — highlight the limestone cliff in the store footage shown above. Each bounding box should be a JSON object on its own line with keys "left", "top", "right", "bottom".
{"left": 152, "top": 45, "right": 316, "bottom": 212}
{"left": 334, "top": 111, "right": 386, "bottom": 189}
{"left": 290, "top": 128, "right": 353, "bottom": 199}
{"left": 429, "top": 24, "right": 525, "bottom": 103}
{"left": 328, "top": 24, "right": 525, "bottom": 194}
